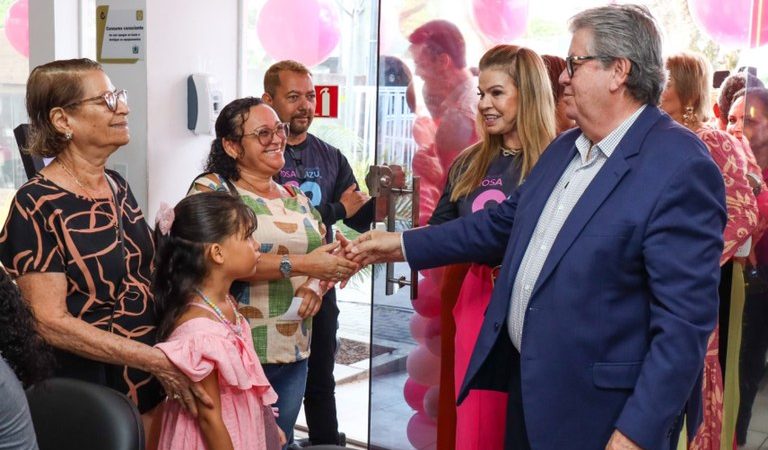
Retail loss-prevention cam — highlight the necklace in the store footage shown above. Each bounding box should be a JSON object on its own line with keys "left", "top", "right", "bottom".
{"left": 57, "top": 159, "right": 118, "bottom": 231}
{"left": 193, "top": 288, "right": 243, "bottom": 337}
{"left": 500, "top": 146, "right": 522, "bottom": 157}
{"left": 237, "top": 176, "right": 275, "bottom": 197}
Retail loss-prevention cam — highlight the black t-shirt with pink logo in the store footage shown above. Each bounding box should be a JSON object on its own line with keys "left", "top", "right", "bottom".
{"left": 429, "top": 152, "right": 522, "bottom": 225}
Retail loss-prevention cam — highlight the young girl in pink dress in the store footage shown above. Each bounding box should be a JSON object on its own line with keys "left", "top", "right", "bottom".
{"left": 152, "top": 191, "right": 285, "bottom": 450}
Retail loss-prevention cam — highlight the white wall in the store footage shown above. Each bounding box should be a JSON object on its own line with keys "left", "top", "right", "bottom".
{"left": 144, "top": 1, "right": 239, "bottom": 222}
{"left": 29, "top": 0, "right": 239, "bottom": 220}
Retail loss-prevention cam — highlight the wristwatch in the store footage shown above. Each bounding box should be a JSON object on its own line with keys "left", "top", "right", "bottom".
{"left": 279, "top": 255, "right": 292, "bottom": 278}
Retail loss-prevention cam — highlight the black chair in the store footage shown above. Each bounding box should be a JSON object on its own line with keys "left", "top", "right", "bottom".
{"left": 13, "top": 124, "right": 45, "bottom": 180}
{"left": 25, "top": 377, "right": 145, "bottom": 450}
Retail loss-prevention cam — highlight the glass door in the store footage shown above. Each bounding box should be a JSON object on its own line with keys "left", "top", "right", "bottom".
{"left": 367, "top": 1, "right": 762, "bottom": 449}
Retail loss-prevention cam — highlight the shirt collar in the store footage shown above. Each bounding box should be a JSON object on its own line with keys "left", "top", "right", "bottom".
{"left": 574, "top": 105, "right": 647, "bottom": 162}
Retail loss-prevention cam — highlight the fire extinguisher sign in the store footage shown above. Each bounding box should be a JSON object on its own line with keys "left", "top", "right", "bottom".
{"left": 314, "top": 85, "right": 339, "bottom": 118}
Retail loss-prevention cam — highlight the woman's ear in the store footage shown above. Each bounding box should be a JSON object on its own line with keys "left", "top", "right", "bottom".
{"left": 207, "top": 243, "right": 225, "bottom": 265}
{"left": 49, "top": 107, "right": 73, "bottom": 136}
{"left": 221, "top": 138, "right": 243, "bottom": 160}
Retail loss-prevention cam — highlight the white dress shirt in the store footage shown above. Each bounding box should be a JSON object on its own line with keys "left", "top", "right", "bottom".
{"left": 507, "top": 106, "right": 646, "bottom": 350}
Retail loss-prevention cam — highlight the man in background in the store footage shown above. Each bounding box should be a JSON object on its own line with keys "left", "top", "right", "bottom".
{"left": 263, "top": 60, "right": 378, "bottom": 447}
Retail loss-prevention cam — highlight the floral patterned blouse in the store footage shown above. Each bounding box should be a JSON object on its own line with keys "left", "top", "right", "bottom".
{"left": 697, "top": 127, "right": 759, "bottom": 264}
{"left": 188, "top": 174, "right": 324, "bottom": 364}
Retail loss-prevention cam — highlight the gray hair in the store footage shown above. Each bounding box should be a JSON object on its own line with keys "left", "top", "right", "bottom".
{"left": 570, "top": 4, "right": 665, "bottom": 105}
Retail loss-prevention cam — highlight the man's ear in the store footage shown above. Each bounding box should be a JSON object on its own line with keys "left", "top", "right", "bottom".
{"left": 221, "top": 138, "right": 242, "bottom": 160}
{"left": 262, "top": 92, "right": 273, "bottom": 105}
{"left": 609, "top": 58, "right": 632, "bottom": 92}
{"left": 713, "top": 103, "right": 721, "bottom": 119}
{"left": 437, "top": 53, "right": 452, "bottom": 71}
{"left": 49, "top": 107, "right": 72, "bottom": 136}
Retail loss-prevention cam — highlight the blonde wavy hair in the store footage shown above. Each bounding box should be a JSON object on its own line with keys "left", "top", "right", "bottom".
{"left": 449, "top": 45, "right": 555, "bottom": 201}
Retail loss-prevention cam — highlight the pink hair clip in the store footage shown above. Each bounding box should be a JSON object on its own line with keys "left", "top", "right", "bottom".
{"left": 156, "top": 202, "right": 175, "bottom": 236}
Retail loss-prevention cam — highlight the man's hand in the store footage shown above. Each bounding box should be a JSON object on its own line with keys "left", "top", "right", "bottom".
{"left": 605, "top": 429, "right": 642, "bottom": 450}
{"left": 340, "top": 183, "right": 370, "bottom": 218}
{"left": 346, "top": 230, "right": 405, "bottom": 266}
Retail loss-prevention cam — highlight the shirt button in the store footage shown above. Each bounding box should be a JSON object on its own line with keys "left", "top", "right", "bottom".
{"left": 540, "top": 244, "right": 547, "bottom": 251}
{"left": 557, "top": 205, "right": 564, "bottom": 211}
{"left": 524, "top": 285, "right": 532, "bottom": 292}
{"left": 493, "top": 322, "right": 500, "bottom": 331}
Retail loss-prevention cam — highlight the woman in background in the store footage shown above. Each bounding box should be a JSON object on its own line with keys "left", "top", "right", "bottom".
{"left": 429, "top": 44, "right": 555, "bottom": 450}
{"left": 660, "top": 51, "right": 759, "bottom": 449}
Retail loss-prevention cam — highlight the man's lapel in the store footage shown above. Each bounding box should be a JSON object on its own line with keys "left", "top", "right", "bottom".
{"left": 529, "top": 106, "right": 663, "bottom": 298}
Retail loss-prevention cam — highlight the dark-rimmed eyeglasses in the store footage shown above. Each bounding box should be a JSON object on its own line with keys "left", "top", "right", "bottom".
{"left": 565, "top": 55, "right": 612, "bottom": 78}
{"left": 63, "top": 89, "right": 128, "bottom": 112}
{"left": 241, "top": 122, "right": 289, "bottom": 146}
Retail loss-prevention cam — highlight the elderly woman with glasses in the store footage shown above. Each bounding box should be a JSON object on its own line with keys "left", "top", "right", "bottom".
{"left": 188, "top": 97, "right": 357, "bottom": 446}
{"left": 0, "top": 58, "right": 210, "bottom": 442}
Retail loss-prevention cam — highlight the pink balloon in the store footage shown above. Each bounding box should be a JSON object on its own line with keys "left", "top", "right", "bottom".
{"left": 410, "top": 314, "right": 430, "bottom": 343}
{"left": 413, "top": 288, "right": 440, "bottom": 318}
{"left": 403, "top": 377, "right": 429, "bottom": 412}
{"left": 406, "top": 344, "right": 441, "bottom": 386}
{"left": 472, "top": 0, "right": 529, "bottom": 43}
{"left": 424, "top": 317, "right": 441, "bottom": 355}
{"left": 423, "top": 386, "right": 440, "bottom": 419}
{"left": 425, "top": 331, "right": 441, "bottom": 356}
{"left": 256, "top": 0, "right": 340, "bottom": 67}
{"left": 407, "top": 412, "right": 437, "bottom": 450}
{"left": 4, "top": 0, "right": 29, "bottom": 58}
{"left": 689, "top": 0, "right": 768, "bottom": 48}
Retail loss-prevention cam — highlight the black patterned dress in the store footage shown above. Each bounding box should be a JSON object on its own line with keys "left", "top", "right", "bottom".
{"left": 0, "top": 170, "right": 163, "bottom": 413}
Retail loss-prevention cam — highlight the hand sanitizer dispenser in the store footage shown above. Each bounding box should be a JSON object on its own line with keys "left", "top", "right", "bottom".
{"left": 187, "top": 74, "right": 223, "bottom": 135}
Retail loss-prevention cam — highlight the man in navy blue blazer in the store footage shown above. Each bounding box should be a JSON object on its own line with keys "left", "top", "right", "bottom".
{"left": 348, "top": 4, "right": 727, "bottom": 450}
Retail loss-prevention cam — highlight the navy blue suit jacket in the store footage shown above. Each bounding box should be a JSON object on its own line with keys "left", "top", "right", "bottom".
{"left": 403, "top": 106, "right": 726, "bottom": 450}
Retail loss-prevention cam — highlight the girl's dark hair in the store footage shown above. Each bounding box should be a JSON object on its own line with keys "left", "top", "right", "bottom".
{"left": 153, "top": 192, "right": 258, "bottom": 340}
{"left": 204, "top": 97, "right": 265, "bottom": 181}
{"left": 0, "top": 268, "right": 53, "bottom": 387}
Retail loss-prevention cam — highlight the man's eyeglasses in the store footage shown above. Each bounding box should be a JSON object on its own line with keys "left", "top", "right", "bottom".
{"left": 63, "top": 89, "right": 128, "bottom": 112}
{"left": 565, "top": 55, "right": 612, "bottom": 78}
{"left": 241, "top": 123, "right": 289, "bottom": 146}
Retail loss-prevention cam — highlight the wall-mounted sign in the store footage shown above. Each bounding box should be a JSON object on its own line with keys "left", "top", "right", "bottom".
{"left": 314, "top": 85, "right": 338, "bottom": 118}
{"left": 96, "top": 5, "right": 145, "bottom": 64}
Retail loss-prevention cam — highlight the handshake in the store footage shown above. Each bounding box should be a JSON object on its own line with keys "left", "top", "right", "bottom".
{"left": 299, "top": 229, "right": 407, "bottom": 287}
{"left": 289, "top": 229, "right": 405, "bottom": 319}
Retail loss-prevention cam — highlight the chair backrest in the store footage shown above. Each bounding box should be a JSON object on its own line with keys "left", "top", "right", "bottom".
{"left": 13, "top": 124, "right": 46, "bottom": 180}
{"left": 25, "top": 377, "right": 145, "bottom": 450}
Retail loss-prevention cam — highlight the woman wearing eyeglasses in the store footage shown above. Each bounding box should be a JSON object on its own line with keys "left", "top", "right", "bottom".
{"left": 187, "top": 97, "right": 356, "bottom": 446}
{"left": 0, "top": 58, "right": 207, "bottom": 444}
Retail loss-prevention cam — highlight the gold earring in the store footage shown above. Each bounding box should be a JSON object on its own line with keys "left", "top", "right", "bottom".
{"left": 682, "top": 106, "right": 696, "bottom": 127}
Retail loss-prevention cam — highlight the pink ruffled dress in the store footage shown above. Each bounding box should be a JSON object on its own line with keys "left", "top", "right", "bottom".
{"left": 155, "top": 314, "right": 279, "bottom": 450}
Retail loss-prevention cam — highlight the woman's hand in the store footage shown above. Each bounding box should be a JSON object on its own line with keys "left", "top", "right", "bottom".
{"left": 296, "top": 241, "right": 359, "bottom": 281}
{"left": 149, "top": 349, "right": 213, "bottom": 416}
{"left": 295, "top": 281, "right": 322, "bottom": 318}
